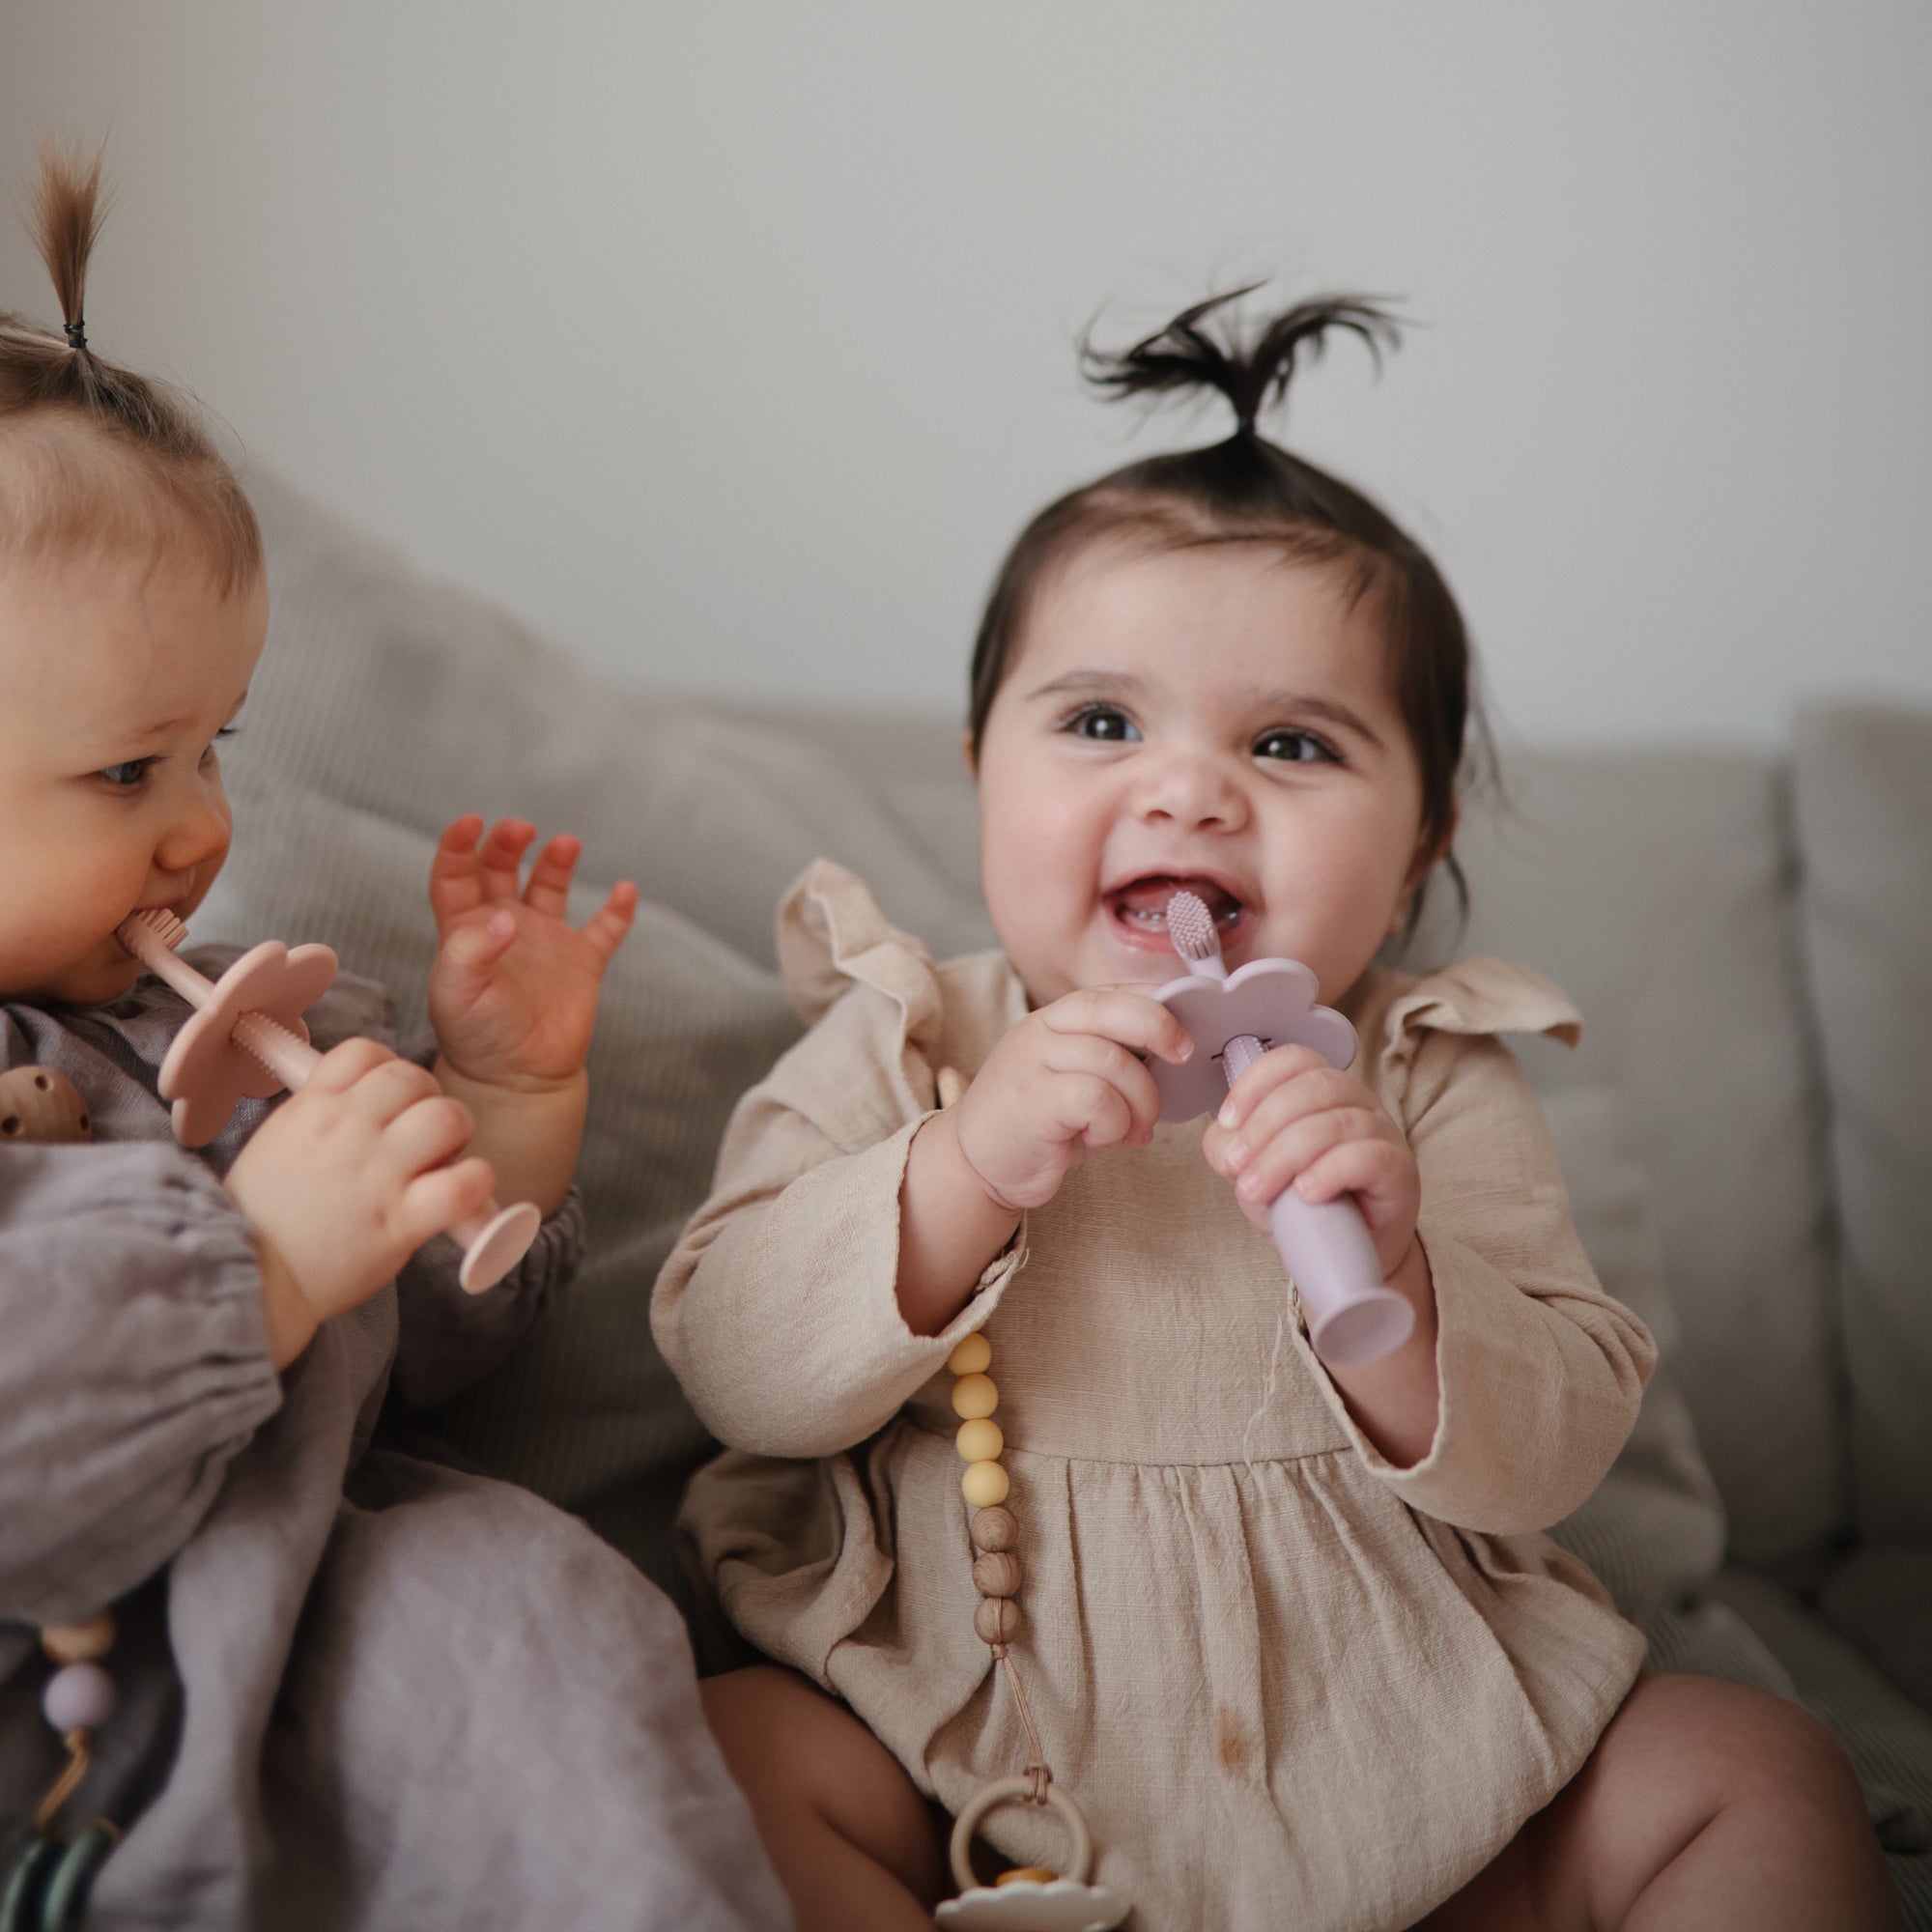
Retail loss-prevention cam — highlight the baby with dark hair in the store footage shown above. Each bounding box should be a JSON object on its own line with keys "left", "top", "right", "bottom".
{"left": 0, "top": 147, "right": 785, "bottom": 1930}
{"left": 657, "top": 291, "right": 1899, "bottom": 1930}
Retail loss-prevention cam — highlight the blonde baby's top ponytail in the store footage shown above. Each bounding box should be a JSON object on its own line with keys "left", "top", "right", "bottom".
{"left": 0, "top": 141, "right": 261, "bottom": 589}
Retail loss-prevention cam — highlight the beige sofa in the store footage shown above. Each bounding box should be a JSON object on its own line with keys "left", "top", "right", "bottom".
{"left": 202, "top": 473, "right": 1932, "bottom": 1922}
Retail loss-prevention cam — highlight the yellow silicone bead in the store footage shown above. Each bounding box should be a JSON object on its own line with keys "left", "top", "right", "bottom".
{"left": 947, "top": 1333, "right": 992, "bottom": 1377}
{"left": 951, "top": 1373, "right": 998, "bottom": 1420}
{"left": 961, "top": 1460, "right": 1010, "bottom": 1507}
{"left": 955, "top": 1418, "right": 1004, "bottom": 1463}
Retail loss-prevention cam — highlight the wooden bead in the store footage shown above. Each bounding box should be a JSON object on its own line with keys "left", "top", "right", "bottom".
{"left": 972, "top": 1552, "right": 1022, "bottom": 1598}
{"left": 947, "top": 1332, "right": 992, "bottom": 1377}
{"left": 951, "top": 1373, "right": 998, "bottom": 1420}
{"left": 0, "top": 1066, "right": 92, "bottom": 1145}
{"left": 960, "top": 1461, "right": 1009, "bottom": 1508}
{"left": 41, "top": 1612, "right": 115, "bottom": 1664}
{"left": 969, "top": 1507, "right": 1017, "bottom": 1553}
{"left": 954, "top": 1418, "right": 1003, "bottom": 1463}
{"left": 974, "top": 1596, "right": 1022, "bottom": 1646}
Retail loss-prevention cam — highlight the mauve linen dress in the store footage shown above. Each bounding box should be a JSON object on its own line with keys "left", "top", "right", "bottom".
{"left": 1, "top": 952, "right": 789, "bottom": 1932}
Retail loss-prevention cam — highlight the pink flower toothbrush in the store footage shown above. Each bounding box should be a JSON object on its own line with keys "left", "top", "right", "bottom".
{"left": 115, "top": 910, "right": 541, "bottom": 1292}
{"left": 1151, "top": 891, "right": 1414, "bottom": 1366}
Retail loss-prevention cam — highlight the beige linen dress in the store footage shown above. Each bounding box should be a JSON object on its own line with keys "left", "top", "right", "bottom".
{"left": 655, "top": 862, "right": 1656, "bottom": 1932}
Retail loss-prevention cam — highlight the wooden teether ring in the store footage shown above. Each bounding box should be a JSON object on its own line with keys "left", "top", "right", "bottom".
{"left": 949, "top": 1776, "right": 1094, "bottom": 1894}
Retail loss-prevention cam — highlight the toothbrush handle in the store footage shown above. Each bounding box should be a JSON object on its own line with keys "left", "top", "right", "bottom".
{"left": 1221, "top": 1033, "right": 1415, "bottom": 1366}
{"left": 233, "top": 1015, "right": 538, "bottom": 1293}
{"left": 1264, "top": 1189, "right": 1414, "bottom": 1366}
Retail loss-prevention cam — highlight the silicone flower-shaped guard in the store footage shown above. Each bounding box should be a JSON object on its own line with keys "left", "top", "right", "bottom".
{"left": 1143, "top": 895, "right": 1415, "bottom": 1367}
{"left": 1147, "top": 954, "right": 1357, "bottom": 1122}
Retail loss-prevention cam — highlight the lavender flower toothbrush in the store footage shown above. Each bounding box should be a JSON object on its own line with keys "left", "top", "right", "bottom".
{"left": 1150, "top": 890, "right": 1414, "bottom": 1365}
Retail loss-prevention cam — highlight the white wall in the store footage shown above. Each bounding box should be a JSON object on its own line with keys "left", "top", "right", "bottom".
{"left": 4, "top": 1, "right": 1927, "bottom": 744}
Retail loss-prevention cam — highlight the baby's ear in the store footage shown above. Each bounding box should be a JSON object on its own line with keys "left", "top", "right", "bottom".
{"left": 1407, "top": 802, "right": 1460, "bottom": 892}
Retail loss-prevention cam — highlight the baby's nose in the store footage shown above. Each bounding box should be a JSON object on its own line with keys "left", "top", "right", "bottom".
{"left": 156, "top": 794, "right": 230, "bottom": 876}
{"left": 1136, "top": 751, "right": 1246, "bottom": 828}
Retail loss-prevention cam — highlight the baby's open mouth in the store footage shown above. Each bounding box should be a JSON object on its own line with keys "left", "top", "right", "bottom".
{"left": 1106, "top": 874, "right": 1250, "bottom": 950}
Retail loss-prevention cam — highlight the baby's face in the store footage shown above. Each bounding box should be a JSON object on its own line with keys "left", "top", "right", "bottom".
{"left": 974, "top": 541, "right": 1432, "bottom": 1008}
{"left": 0, "top": 545, "right": 267, "bottom": 1006}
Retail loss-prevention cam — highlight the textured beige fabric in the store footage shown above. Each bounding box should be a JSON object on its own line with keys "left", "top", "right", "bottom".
{"left": 656, "top": 863, "right": 1655, "bottom": 1931}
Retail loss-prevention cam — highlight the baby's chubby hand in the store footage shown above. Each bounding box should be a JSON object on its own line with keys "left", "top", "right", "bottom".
{"left": 224, "top": 1037, "right": 495, "bottom": 1356}
{"left": 1201, "top": 1045, "right": 1420, "bottom": 1278}
{"left": 953, "top": 986, "right": 1193, "bottom": 1211}
{"left": 426, "top": 816, "right": 638, "bottom": 1091}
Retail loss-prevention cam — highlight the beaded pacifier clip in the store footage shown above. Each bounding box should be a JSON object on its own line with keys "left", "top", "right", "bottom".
{"left": 935, "top": 1328, "right": 1128, "bottom": 1932}
{"left": 0, "top": 1065, "right": 122, "bottom": 1932}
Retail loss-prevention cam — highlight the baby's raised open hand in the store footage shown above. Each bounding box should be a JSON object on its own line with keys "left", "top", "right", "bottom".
{"left": 223, "top": 1037, "right": 496, "bottom": 1350}
{"left": 1201, "top": 1043, "right": 1421, "bottom": 1278}
{"left": 427, "top": 815, "right": 638, "bottom": 1091}
{"left": 953, "top": 986, "right": 1193, "bottom": 1211}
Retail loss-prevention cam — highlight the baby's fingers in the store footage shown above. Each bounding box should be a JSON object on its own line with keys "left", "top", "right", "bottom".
{"left": 395, "top": 1155, "right": 497, "bottom": 1253}
{"left": 384, "top": 1094, "right": 479, "bottom": 1178}
{"left": 476, "top": 818, "right": 539, "bottom": 903}
{"left": 1052, "top": 1071, "right": 1134, "bottom": 1154}
{"left": 1043, "top": 1033, "right": 1163, "bottom": 1146}
{"left": 580, "top": 879, "right": 639, "bottom": 964}
{"left": 521, "top": 834, "right": 582, "bottom": 919}
{"left": 1042, "top": 987, "right": 1193, "bottom": 1066}
{"left": 1215, "top": 1043, "right": 1334, "bottom": 1130}
{"left": 1232, "top": 1105, "right": 1390, "bottom": 1208}
{"left": 440, "top": 908, "right": 519, "bottom": 984}
{"left": 428, "top": 814, "right": 488, "bottom": 922}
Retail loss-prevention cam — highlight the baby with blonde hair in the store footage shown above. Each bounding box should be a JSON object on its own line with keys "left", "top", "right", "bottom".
{"left": 0, "top": 147, "right": 784, "bottom": 1930}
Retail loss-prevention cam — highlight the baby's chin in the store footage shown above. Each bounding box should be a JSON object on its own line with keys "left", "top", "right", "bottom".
{"left": 35, "top": 938, "right": 150, "bottom": 1009}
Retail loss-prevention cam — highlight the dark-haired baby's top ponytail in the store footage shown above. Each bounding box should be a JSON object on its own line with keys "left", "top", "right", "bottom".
{"left": 1082, "top": 286, "right": 1402, "bottom": 440}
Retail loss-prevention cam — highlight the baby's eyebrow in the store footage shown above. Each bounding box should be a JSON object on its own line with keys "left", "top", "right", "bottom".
{"left": 1025, "top": 668, "right": 1149, "bottom": 701}
{"left": 1246, "top": 691, "right": 1387, "bottom": 752}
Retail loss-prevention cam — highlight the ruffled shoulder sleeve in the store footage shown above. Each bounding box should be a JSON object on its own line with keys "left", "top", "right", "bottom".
{"left": 1359, "top": 957, "right": 1581, "bottom": 1119}
{"left": 779, "top": 859, "right": 942, "bottom": 1026}
{"left": 655, "top": 861, "right": 1024, "bottom": 1460}
{"left": 770, "top": 860, "right": 951, "bottom": 1145}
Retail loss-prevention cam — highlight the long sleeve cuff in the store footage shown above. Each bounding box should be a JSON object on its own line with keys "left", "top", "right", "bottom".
{"left": 1314, "top": 1213, "right": 1655, "bottom": 1534}
{"left": 659, "top": 1117, "right": 1026, "bottom": 1460}
{"left": 387, "top": 1185, "right": 586, "bottom": 1413}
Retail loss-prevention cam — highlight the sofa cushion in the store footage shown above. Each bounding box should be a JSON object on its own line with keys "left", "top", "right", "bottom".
{"left": 243, "top": 471, "right": 995, "bottom": 972}
{"left": 195, "top": 761, "right": 801, "bottom": 1618}
{"left": 1792, "top": 700, "right": 1932, "bottom": 1545}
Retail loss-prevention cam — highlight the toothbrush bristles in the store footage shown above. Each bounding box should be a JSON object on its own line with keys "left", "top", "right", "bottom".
{"left": 118, "top": 908, "right": 189, "bottom": 959}
{"left": 1164, "top": 891, "right": 1222, "bottom": 967}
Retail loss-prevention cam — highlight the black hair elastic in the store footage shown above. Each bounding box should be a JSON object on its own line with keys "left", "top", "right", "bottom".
{"left": 64, "top": 318, "right": 87, "bottom": 351}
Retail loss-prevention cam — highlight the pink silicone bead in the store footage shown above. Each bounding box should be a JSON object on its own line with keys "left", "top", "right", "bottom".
{"left": 43, "top": 1660, "right": 115, "bottom": 1733}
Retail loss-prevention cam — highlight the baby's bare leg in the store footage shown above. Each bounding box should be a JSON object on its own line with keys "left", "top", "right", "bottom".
{"left": 700, "top": 1663, "right": 950, "bottom": 1932}
{"left": 1419, "top": 1673, "right": 1902, "bottom": 1931}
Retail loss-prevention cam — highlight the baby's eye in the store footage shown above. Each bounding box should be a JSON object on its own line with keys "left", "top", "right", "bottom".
{"left": 1064, "top": 704, "right": 1139, "bottom": 744}
{"left": 99, "top": 758, "right": 155, "bottom": 789}
{"left": 1253, "top": 727, "right": 1338, "bottom": 765}
{"left": 201, "top": 725, "right": 238, "bottom": 766}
